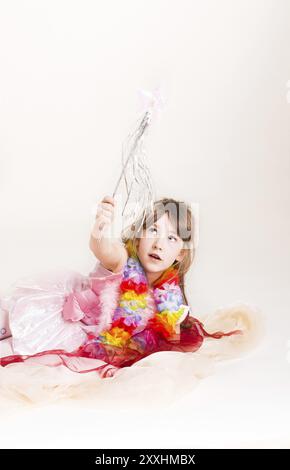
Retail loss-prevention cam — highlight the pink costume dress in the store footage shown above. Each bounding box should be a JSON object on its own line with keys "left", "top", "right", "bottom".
{"left": 0, "top": 265, "right": 113, "bottom": 351}
{"left": 0, "top": 258, "right": 263, "bottom": 381}
{"left": 0, "top": 261, "right": 162, "bottom": 377}
{"left": 0, "top": 261, "right": 263, "bottom": 408}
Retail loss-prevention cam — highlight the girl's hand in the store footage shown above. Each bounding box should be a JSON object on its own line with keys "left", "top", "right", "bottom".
{"left": 89, "top": 195, "right": 128, "bottom": 272}
{"left": 91, "top": 195, "right": 115, "bottom": 239}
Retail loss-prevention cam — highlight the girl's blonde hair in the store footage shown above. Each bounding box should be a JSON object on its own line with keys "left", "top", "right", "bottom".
{"left": 121, "top": 197, "right": 196, "bottom": 305}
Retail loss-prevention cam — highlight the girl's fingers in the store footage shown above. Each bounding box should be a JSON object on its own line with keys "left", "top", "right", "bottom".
{"left": 102, "top": 195, "right": 115, "bottom": 206}
{"left": 96, "top": 206, "right": 112, "bottom": 216}
{"left": 100, "top": 201, "right": 114, "bottom": 210}
{"left": 96, "top": 209, "right": 113, "bottom": 221}
{"left": 100, "top": 202, "right": 114, "bottom": 213}
{"left": 96, "top": 202, "right": 113, "bottom": 213}
{"left": 93, "top": 196, "right": 115, "bottom": 228}
{"left": 95, "top": 203, "right": 114, "bottom": 218}
{"left": 95, "top": 214, "right": 111, "bottom": 225}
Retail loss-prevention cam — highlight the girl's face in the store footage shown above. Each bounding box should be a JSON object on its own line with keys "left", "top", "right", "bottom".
{"left": 136, "top": 213, "right": 185, "bottom": 284}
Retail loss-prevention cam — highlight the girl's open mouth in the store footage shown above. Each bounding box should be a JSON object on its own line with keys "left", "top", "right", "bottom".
{"left": 149, "top": 253, "right": 162, "bottom": 261}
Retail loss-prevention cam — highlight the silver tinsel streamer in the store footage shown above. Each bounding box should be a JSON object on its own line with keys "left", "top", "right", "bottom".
{"left": 112, "top": 111, "right": 154, "bottom": 236}
{"left": 111, "top": 88, "right": 165, "bottom": 237}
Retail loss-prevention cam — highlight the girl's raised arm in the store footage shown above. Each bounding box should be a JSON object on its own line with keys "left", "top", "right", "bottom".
{"left": 89, "top": 195, "right": 128, "bottom": 273}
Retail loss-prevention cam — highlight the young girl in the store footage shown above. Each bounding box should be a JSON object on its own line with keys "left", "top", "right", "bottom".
{"left": 0, "top": 195, "right": 251, "bottom": 379}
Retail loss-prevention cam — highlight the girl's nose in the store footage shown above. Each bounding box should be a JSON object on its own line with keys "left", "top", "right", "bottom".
{"left": 153, "top": 237, "right": 164, "bottom": 250}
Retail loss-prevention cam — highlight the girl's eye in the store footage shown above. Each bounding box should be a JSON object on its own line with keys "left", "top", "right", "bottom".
{"left": 148, "top": 227, "right": 177, "bottom": 241}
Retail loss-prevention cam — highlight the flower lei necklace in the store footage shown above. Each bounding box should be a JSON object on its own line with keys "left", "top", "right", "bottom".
{"left": 95, "top": 256, "right": 189, "bottom": 349}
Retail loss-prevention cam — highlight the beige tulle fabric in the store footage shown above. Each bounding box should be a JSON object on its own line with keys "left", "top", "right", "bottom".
{"left": 0, "top": 303, "right": 265, "bottom": 413}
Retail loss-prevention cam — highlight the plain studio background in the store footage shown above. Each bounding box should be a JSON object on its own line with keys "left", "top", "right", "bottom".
{"left": 0, "top": 0, "right": 290, "bottom": 448}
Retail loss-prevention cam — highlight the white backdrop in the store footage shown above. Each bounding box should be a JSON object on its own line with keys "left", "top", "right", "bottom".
{"left": 0, "top": 0, "right": 290, "bottom": 448}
